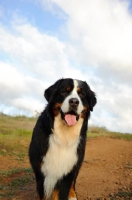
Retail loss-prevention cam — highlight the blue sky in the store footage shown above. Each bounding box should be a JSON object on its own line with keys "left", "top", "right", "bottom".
{"left": 0, "top": 0, "right": 132, "bottom": 133}
{"left": 0, "top": 0, "right": 66, "bottom": 34}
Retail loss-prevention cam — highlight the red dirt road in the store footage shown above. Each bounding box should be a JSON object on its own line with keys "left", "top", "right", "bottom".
{"left": 0, "top": 137, "right": 132, "bottom": 199}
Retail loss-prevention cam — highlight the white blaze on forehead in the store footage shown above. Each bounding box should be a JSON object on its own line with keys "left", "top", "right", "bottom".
{"left": 61, "top": 79, "right": 83, "bottom": 114}
{"left": 72, "top": 79, "right": 78, "bottom": 94}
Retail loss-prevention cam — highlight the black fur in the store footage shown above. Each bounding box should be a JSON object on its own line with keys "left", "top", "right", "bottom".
{"left": 29, "top": 78, "right": 96, "bottom": 200}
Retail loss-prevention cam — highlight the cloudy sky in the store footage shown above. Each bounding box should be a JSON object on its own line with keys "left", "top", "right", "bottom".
{"left": 0, "top": 0, "right": 132, "bottom": 133}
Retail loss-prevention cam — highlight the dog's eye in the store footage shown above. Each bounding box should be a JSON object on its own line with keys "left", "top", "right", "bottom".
{"left": 66, "top": 86, "right": 71, "bottom": 91}
{"left": 78, "top": 88, "right": 86, "bottom": 98}
{"left": 61, "top": 92, "right": 67, "bottom": 97}
{"left": 61, "top": 86, "right": 71, "bottom": 97}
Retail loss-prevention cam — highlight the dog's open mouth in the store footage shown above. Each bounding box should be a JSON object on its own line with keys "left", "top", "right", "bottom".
{"left": 61, "top": 110, "right": 79, "bottom": 126}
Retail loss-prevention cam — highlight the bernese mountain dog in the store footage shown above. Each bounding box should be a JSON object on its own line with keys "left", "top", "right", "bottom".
{"left": 29, "top": 78, "right": 97, "bottom": 200}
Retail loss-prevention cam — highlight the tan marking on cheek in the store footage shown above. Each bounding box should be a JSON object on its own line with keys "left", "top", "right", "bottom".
{"left": 53, "top": 103, "right": 62, "bottom": 116}
{"left": 51, "top": 189, "right": 59, "bottom": 200}
{"left": 81, "top": 106, "right": 88, "bottom": 119}
{"left": 69, "top": 182, "right": 76, "bottom": 199}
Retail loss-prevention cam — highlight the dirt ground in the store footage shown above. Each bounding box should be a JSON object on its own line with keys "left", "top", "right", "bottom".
{"left": 0, "top": 137, "right": 132, "bottom": 200}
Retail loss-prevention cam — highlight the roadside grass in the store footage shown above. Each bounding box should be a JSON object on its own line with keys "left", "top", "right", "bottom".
{"left": 0, "top": 113, "right": 132, "bottom": 156}
{"left": 88, "top": 125, "right": 132, "bottom": 141}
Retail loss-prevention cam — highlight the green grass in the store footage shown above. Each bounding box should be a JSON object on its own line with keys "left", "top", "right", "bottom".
{"left": 0, "top": 167, "right": 32, "bottom": 177}
{"left": 110, "top": 191, "right": 132, "bottom": 199}
{"left": 0, "top": 190, "right": 14, "bottom": 198}
{"left": 0, "top": 113, "right": 36, "bottom": 155}
{"left": 8, "top": 176, "right": 31, "bottom": 187}
{"left": 0, "top": 167, "right": 33, "bottom": 198}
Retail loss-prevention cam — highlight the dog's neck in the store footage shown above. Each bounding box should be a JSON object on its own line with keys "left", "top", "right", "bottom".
{"left": 52, "top": 114, "right": 84, "bottom": 146}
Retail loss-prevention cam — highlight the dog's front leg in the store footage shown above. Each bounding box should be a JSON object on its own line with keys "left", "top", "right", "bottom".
{"left": 68, "top": 182, "right": 77, "bottom": 200}
{"left": 50, "top": 179, "right": 77, "bottom": 200}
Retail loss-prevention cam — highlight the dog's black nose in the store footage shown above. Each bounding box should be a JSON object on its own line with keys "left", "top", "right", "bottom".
{"left": 69, "top": 98, "right": 79, "bottom": 107}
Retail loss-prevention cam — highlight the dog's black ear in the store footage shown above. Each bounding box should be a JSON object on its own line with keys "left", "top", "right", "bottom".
{"left": 89, "top": 90, "right": 97, "bottom": 111}
{"left": 85, "top": 82, "right": 97, "bottom": 111}
{"left": 44, "top": 79, "right": 63, "bottom": 102}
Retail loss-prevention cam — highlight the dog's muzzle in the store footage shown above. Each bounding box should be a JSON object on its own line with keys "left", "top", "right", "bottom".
{"left": 60, "top": 98, "right": 80, "bottom": 126}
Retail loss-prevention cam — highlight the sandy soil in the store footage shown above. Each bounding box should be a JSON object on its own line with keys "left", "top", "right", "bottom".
{"left": 0, "top": 137, "right": 132, "bottom": 200}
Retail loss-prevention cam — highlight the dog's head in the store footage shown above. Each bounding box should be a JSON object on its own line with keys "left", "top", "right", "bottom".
{"left": 44, "top": 78, "right": 96, "bottom": 126}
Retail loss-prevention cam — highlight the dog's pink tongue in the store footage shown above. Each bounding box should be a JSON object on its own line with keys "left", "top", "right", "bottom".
{"left": 65, "top": 114, "right": 77, "bottom": 126}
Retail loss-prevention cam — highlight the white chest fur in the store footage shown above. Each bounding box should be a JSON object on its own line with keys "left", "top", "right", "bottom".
{"left": 41, "top": 115, "right": 83, "bottom": 199}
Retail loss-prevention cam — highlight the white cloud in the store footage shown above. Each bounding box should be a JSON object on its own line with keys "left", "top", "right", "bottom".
{"left": 48, "top": 0, "right": 132, "bottom": 81}
{"left": 40, "top": 0, "right": 132, "bottom": 133}
{"left": 0, "top": 21, "right": 87, "bottom": 116}
{"left": 0, "top": 0, "right": 132, "bottom": 133}
{"left": 0, "top": 22, "right": 75, "bottom": 81}
{"left": 0, "top": 61, "right": 45, "bottom": 115}
{"left": 90, "top": 79, "right": 132, "bottom": 133}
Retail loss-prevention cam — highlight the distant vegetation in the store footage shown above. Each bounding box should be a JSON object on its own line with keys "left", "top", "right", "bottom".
{"left": 88, "top": 125, "right": 132, "bottom": 140}
{"left": 0, "top": 112, "right": 132, "bottom": 155}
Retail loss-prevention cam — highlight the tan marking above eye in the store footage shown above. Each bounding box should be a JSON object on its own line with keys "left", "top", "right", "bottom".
{"left": 77, "top": 87, "right": 86, "bottom": 97}
{"left": 77, "top": 87, "right": 82, "bottom": 92}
